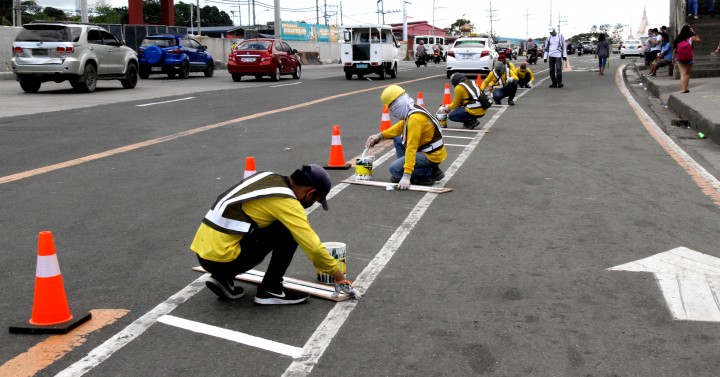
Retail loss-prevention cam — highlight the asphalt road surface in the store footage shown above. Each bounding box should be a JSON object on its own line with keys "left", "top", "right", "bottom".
{"left": 2, "top": 56, "right": 720, "bottom": 377}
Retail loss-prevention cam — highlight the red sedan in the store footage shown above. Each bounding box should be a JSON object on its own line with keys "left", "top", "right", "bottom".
{"left": 227, "top": 39, "right": 301, "bottom": 82}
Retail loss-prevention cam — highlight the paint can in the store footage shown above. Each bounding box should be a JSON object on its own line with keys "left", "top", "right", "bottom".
{"left": 354, "top": 155, "right": 374, "bottom": 180}
{"left": 436, "top": 106, "right": 448, "bottom": 128}
{"left": 317, "top": 242, "right": 346, "bottom": 284}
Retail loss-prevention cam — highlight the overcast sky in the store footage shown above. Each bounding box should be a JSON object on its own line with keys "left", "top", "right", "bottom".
{"left": 36, "top": 0, "right": 670, "bottom": 39}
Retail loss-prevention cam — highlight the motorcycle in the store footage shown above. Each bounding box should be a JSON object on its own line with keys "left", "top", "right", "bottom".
{"left": 415, "top": 52, "right": 428, "bottom": 67}
{"left": 432, "top": 50, "right": 441, "bottom": 64}
{"left": 527, "top": 49, "right": 538, "bottom": 65}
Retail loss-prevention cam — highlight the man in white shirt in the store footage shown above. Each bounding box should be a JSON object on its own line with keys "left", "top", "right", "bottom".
{"left": 543, "top": 27, "right": 567, "bottom": 88}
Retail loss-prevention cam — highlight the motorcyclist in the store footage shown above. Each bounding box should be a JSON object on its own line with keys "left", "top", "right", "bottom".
{"left": 432, "top": 42, "right": 443, "bottom": 63}
{"left": 415, "top": 40, "right": 428, "bottom": 63}
{"left": 526, "top": 38, "right": 538, "bottom": 64}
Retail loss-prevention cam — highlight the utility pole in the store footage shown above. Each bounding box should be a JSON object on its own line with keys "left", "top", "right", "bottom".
{"left": 402, "top": 0, "right": 407, "bottom": 41}
{"left": 324, "top": 0, "right": 328, "bottom": 25}
{"left": 486, "top": 1, "right": 499, "bottom": 40}
{"left": 523, "top": 8, "right": 532, "bottom": 41}
{"left": 316, "top": 0, "right": 319, "bottom": 24}
{"left": 190, "top": 3, "right": 194, "bottom": 34}
{"left": 340, "top": 1, "right": 343, "bottom": 25}
{"left": 558, "top": 12, "right": 567, "bottom": 34}
{"left": 549, "top": 0, "right": 552, "bottom": 29}
{"left": 252, "top": 0, "right": 256, "bottom": 27}
{"left": 274, "top": 0, "right": 280, "bottom": 39}
{"left": 196, "top": 0, "right": 201, "bottom": 36}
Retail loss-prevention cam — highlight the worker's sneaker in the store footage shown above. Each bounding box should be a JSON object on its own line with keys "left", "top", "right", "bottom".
{"left": 464, "top": 119, "right": 480, "bottom": 129}
{"left": 206, "top": 276, "right": 244, "bottom": 300}
{"left": 549, "top": 83, "right": 558, "bottom": 88}
{"left": 390, "top": 176, "right": 401, "bottom": 183}
{"left": 255, "top": 286, "right": 309, "bottom": 305}
{"left": 508, "top": 99, "right": 515, "bottom": 106}
{"left": 430, "top": 166, "right": 445, "bottom": 181}
{"left": 494, "top": 99, "right": 502, "bottom": 105}
{"left": 410, "top": 176, "right": 436, "bottom": 186}
{"left": 557, "top": 83, "right": 564, "bottom": 88}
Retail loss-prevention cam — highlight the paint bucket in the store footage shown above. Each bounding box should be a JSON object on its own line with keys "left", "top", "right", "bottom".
{"left": 436, "top": 106, "right": 448, "bottom": 128}
{"left": 354, "top": 155, "right": 374, "bottom": 180}
{"left": 317, "top": 242, "right": 346, "bottom": 284}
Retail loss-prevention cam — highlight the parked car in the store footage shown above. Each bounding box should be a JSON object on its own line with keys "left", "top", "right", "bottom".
{"left": 620, "top": 39, "right": 644, "bottom": 59}
{"left": 495, "top": 43, "right": 514, "bottom": 60}
{"left": 137, "top": 34, "right": 214, "bottom": 79}
{"left": 340, "top": 25, "right": 400, "bottom": 80}
{"left": 10, "top": 21, "right": 138, "bottom": 93}
{"left": 446, "top": 36, "right": 498, "bottom": 78}
{"left": 227, "top": 38, "right": 301, "bottom": 82}
{"left": 580, "top": 40, "right": 595, "bottom": 54}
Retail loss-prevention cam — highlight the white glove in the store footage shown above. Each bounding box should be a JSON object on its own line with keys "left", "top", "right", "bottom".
{"left": 365, "top": 133, "right": 383, "bottom": 147}
{"left": 507, "top": 77, "right": 514, "bottom": 83}
{"left": 443, "top": 105, "right": 450, "bottom": 113}
{"left": 398, "top": 173, "right": 411, "bottom": 190}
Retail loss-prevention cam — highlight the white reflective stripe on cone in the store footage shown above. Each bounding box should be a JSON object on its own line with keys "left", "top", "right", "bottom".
{"left": 36, "top": 254, "right": 61, "bottom": 278}
{"left": 332, "top": 135, "right": 342, "bottom": 145}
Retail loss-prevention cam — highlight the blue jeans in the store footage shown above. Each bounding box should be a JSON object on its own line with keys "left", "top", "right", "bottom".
{"left": 492, "top": 81, "right": 518, "bottom": 102}
{"left": 448, "top": 107, "right": 480, "bottom": 125}
{"left": 598, "top": 56, "right": 608, "bottom": 68}
{"left": 389, "top": 136, "right": 436, "bottom": 180}
{"left": 688, "top": 0, "right": 698, "bottom": 14}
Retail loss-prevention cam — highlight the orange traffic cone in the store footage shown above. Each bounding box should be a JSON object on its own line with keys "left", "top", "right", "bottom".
{"left": 9, "top": 231, "right": 91, "bottom": 334}
{"left": 379, "top": 105, "right": 391, "bottom": 131}
{"left": 243, "top": 156, "right": 257, "bottom": 179}
{"left": 417, "top": 92, "right": 425, "bottom": 108}
{"left": 324, "top": 125, "right": 351, "bottom": 170}
{"left": 476, "top": 73, "right": 483, "bottom": 86}
{"left": 443, "top": 83, "right": 452, "bottom": 106}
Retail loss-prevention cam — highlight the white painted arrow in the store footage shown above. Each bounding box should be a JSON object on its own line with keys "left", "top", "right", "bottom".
{"left": 608, "top": 247, "right": 720, "bottom": 322}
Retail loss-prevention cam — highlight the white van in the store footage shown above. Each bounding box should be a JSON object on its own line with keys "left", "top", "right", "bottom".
{"left": 413, "top": 35, "right": 448, "bottom": 61}
{"left": 340, "top": 25, "right": 401, "bottom": 80}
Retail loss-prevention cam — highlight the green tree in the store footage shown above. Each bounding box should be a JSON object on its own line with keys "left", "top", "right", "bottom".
{"left": 448, "top": 18, "right": 473, "bottom": 36}
{"left": 174, "top": 1, "right": 193, "bottom": 26}
{"left": 91, "top": 0, "right": 122, "bottom": 24}
{"left": 199, "top": 5, "right": 231, "bottom": 26}
{"left": 44, "top": 6, "right": 67, "bottom": 20}
{"left": 590, "top": 25, "right": 598, "bottom": 34}
{"left": 610, "top": 23, "right": 624, "bottom": 44}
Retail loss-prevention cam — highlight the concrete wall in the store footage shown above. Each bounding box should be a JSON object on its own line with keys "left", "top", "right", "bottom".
{"left": 1, "top": 26, "right": 22, "bottom": 73}
{"left": 0, "top": 26, "right": 341, "bottom": 75}
{"left": 197, "top": 36, "right": 341, "bottom": 65}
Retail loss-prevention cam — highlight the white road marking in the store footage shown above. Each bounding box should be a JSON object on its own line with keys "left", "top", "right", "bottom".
{"left": 270, "top": 82, "right": 302, "bottom": 88}
{"left": 157, "top": 315, "right": 304, "bottom": 358}
{"left": 135, "top": 97, "right": 195, "bottom": 107}
{"left": 54, "top": 276, "right": 208, "bottom": 377}
{"left": 443, "top": 135, "right": 475, "bottom": 140}
{"left": 443, "top": 143, "right": 470, "bottom": 147}
{"left": 608, "top": 247, "right": 720, "bottom": 322}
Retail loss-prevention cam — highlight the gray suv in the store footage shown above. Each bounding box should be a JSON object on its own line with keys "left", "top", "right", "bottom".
{"left": 11, "top": 22, "right": 139, "bottom": 93}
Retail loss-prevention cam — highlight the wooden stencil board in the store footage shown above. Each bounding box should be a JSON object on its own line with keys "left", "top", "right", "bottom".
{"left": 341, "top": 179, "right": 453, "bottom": 193}
{"left": 192, "top": 266, "right": 349, "bottom": 302}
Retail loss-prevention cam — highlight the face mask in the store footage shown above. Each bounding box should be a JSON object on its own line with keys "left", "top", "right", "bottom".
{"left": 300, "top": 190, "right": 315, "bottom": 209}
{"left": 389, "top": 94, "right": 413, "bottom": 120}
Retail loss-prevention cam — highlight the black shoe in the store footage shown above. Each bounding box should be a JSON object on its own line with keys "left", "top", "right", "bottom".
{"left": 206, "top": 276, "right": 244, "bottom": 300}
{"left": 410, "top": 176, "right": 436, "bottom": 186}
{"left": 463, "top": 119, "right": 480, "bottom": 130}
{"left": 494, "top": 100, "right": 501, "bottom": 105}
{"left": 390, "top": 176, "right": 401, "bottom": 183}
{"left": 430, "top": 165, "right": 445, "bottom": 181}
{"left": 508, "top": 99, "right": 515, "bottom": 106}
{"left": 549, "top": 83, "right": 558, "bottom": 88}
{"left": 557, "top": 83, "right": 564, "bottom": 88}
{"left": 254, "top": 286, "right": 309, "bottom": 305}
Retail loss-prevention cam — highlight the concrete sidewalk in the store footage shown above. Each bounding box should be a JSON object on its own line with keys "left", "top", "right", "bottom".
{"left": 630, "top": 62, "right": 720, "bottom": 145}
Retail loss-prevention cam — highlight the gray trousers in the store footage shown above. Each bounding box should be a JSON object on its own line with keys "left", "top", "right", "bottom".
{"left": 549, "top": 57, "right": 563, "bottom": 84}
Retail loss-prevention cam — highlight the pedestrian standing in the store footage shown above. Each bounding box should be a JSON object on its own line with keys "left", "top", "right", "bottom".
{"left": 673, "top": 24, "right": 701, "bottom": 93}
{"left": 543, "top": 27, "right": 567, "bottom": 88}
{"left": 595, "top": 34, "right": 611, "bottom": 75}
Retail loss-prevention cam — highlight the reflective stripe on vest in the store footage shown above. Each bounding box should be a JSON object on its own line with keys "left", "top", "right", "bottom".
{"left": 459, "top": 81, "right": 483, "bottom": 109}
{"left": 401, "top": 105, "right": 445, "bottom": 154}
{"left": 203, "top": 172, "right": 296, "bottom": 235}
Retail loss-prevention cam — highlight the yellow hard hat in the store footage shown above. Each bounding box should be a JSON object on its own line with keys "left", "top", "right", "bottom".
{"left": 380, "top": 85, "right": 406, "bottom": 107}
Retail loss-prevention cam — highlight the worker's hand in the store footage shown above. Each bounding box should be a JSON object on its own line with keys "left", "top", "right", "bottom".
{"left": 443, "top": 105, "right": 450, "bottom": 113}
{"left": 543, "top": 58, "right": 547, "bottom": 63}
{"left": 366, "top": 133, "right": 383, "bottom": 147}
{"left": 562, "top": 57, "right": 567, "bottom": 61}
{"left": 507, "top": 77, "right": 514, "bottom": 83}
{"left": 398, "top": 173, "right": 411, "bottom": 190}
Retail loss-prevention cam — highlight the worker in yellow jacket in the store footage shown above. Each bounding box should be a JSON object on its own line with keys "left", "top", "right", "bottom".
{"left": 366, "top": 85, "right": 447, "bottom": 189}
{"left": 442, "top": 73, "right": 488, "bottom": 129}
{"left": 481, "top": 60, "right": 519, "bottom": 106}
{"left": 191, "top": 164, "right": 351, "bottom": 305}
{"left": 514, "top": 62, "right": 535, "bottom": 88}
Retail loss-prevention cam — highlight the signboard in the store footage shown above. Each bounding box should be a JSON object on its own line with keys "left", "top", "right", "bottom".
{"left": 280, "top": 22, "right": 334, "bottom": 42}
